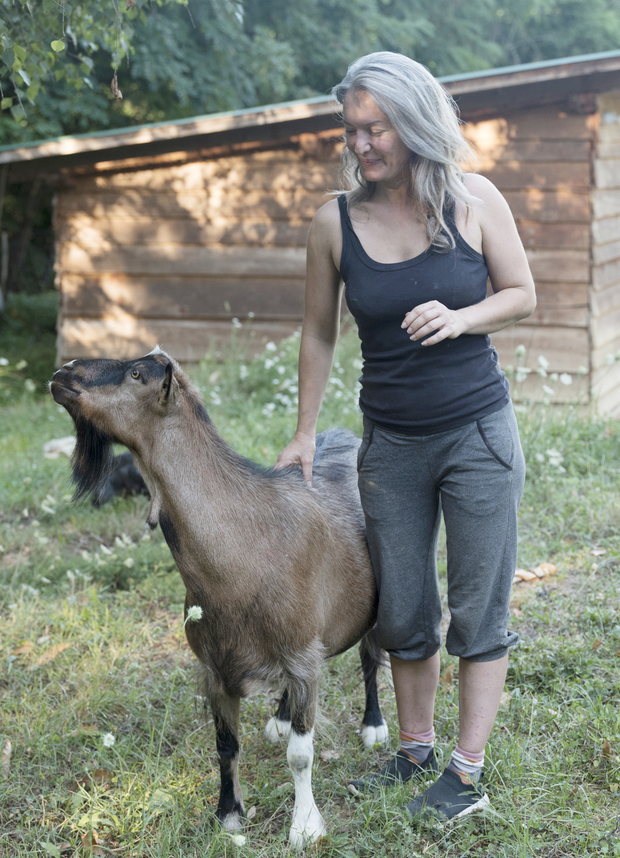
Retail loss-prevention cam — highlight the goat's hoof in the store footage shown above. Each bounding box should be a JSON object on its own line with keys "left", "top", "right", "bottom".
{"left": 220, "top": 810, "right": 244, "bottom": 833}
{"left": 289, "top": 805, "right": 326, "bottom": 850}
{"left": 361, "top": 719, "right": 389, "bottom": 749}
{"left": 265, "top": 715, "right": 292, "bottom": 744}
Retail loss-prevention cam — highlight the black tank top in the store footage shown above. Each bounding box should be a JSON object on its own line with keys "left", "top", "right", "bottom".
{"left": 338, "top": 194, "right": 510, "bottom": 435}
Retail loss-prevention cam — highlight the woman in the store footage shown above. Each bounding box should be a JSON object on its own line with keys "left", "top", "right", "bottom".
{"left": 275, "top": 52, "right": 535, "bottom": 822}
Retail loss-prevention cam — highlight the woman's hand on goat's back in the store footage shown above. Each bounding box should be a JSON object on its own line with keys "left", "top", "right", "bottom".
{"left": 274, "top": 432, "right": 316, "bottom": 486}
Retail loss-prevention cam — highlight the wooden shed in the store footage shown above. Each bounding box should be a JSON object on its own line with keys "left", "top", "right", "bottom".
{"left": 4, "top": 50, "right": 620, "bottom": 414}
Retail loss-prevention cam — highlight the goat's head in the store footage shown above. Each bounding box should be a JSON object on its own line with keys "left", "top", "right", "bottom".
{"left": 50, "top": 347, "right": 187, "bottom": 500}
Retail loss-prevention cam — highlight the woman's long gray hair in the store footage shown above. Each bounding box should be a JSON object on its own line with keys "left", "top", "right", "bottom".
{"left": 332, "top": 52, "right": 477, "bottom": 251}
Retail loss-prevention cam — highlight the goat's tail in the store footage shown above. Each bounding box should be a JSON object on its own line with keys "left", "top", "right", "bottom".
{"left": 359, "top": 628, "right": 388, "bottom": 680}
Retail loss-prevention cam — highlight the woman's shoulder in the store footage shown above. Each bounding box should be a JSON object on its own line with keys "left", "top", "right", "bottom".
{"left": 462, "top": 173, "right": 509, "bottom": 208}
{"left": 309, "top": 197, "right": 343, "bottom": 242}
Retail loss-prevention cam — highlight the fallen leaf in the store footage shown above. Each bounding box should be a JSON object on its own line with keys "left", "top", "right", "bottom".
{"left": 514, "top": 569, "right": 538, "bottom": 582}
{"left": 208, "top": 370, "right": 220, "bottom": 384}
{"left": 499, "top": 691, "right": 512, "bottom": 708}
{"left": 591, "top": 548, "right": 606, "bottom": 557}
{"left": 92, "top": 768, "right": 111, "bottom": 785}
{"left": 440, "top": 665, "right": 454, "bottom": 687}
{"left": 511, "top": 607, "right": 524, "bottom": 617}
{"left": 126, "top": 0, "right": 137, "bottom": 8}
{"left": 602, "top": 740, "right": 612, "bottom": 758}
{"left": 592, "top": 640, "right": 603, "bottom": 650}
{"left": 31, "top": 642, "right": 71, "bottom": 669}
{"left": 246, "top": 805, "right": 257, "bottom": 820}
{"left": 538, "top": 562, "right": 557, "bottom": 575}
{"left": 319, "top": 749, "right": 340, "bottom": 761}
{"left": 1, "top": 739, "right": 11, "bottom": 778}
{"left": 12, "top": 640, "right": 33, "bottom": 656}
{"left": 81, "top": 830, "right": 105, "bottom": 856}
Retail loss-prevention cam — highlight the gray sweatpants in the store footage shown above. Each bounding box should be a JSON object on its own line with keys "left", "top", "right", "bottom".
{"left": 357, "top": 401, "right": 525, "bottom": 663}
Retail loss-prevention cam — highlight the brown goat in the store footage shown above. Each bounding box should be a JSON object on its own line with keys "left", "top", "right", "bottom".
{"left": 50, "top": 347, "right": 387, "bottom": 848}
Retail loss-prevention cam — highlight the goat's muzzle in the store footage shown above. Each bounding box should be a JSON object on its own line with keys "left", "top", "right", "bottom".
{"left": 50, "top": 367, "right": 82, "bottom": 407}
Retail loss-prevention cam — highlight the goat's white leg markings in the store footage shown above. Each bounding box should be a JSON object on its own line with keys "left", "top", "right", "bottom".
{"left": 287, "top": 728, "right": 326, "bottom": 849}
{"left": 221, "top": 809, "right": 244, "bottom": 833}
{"left": 361, "top": 718, "right": 389, "bottom": 749}
{"left": 265, "top": 715, "right": 292, "bottom": 744}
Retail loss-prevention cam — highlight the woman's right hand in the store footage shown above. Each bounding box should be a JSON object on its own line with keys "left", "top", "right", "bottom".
{"left": 274, "top": 432, "right": 316, "bottom": 486}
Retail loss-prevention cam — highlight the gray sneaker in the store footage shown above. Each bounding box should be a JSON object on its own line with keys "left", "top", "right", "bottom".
{"left": 404, "top": 768, "right": 489, "bottom": 823}
{"left": 348, "top": 749, "right": 439, "bottom": 795}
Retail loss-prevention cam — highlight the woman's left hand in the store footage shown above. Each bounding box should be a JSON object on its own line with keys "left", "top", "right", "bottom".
{"left": 402, "top": 301, "right": 467, "bottom": 346}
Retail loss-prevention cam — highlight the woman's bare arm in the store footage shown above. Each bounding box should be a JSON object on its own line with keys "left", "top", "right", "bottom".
{"left": 275, "top": 199, "right": 343, "bottom": 484}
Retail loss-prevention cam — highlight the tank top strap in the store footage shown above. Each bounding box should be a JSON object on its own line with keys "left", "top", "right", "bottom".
{"left": 337, "top": 193, "right": 355, "bottom": 276}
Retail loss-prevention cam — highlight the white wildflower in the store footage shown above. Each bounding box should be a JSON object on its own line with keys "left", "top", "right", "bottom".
{"left": 559, "top": 373, "right": 573, "bottom": 386}
{"left": 102, "top": 733, "right": 116, "bottom": 748}
{"left": 605, "top": 353, "right": 615, "bottom": 366}
{"left": 231, "top": 318, "right": 242, "bottom": 329}
{"left": 123, "top": 558, "right": 134, "bottom": 568}
{"left": 15, "top": 359, "right": 27, "bottom": 371}
{"left": 186, "top": 605, "right": 203, "bottom": 622}
{"left": 264, "top": 359, "right": 274, "bottom": 370}
{"left": 247, "top": 311, "right": 255, "bottom": 318}
{"left": 543, "top": 385, "right": 555, "bottom": 396}
{"left": 549, "top": 373, "right": 558, "bottom": 382}
{"left": 536, "top": 367, "right": 547, "bottom": 378}
{"left": 537, "top": 355, "right": 549, "bottom": 370}
{"left": 577, "top": 366, "right": 587, "bottom": 376}
{"left": 0, "top": 357, "right": 8, "bottom": 366}
{"left": 515, "top": 367, "right": 531, "bottom": 384}
{"left": 239, "top": 365, "right": 248, "bottom": 380}
{"left": 265, "top": 342, "right": 277, "bottom": 352}
{"left": 24, "top": 379, "right": 36, "bottom": 393}
{"left": 535, "top": 453, "right": 545, "bottom": 463}
{"left": 515, "top": 344, "right": 526, "bottom": 358}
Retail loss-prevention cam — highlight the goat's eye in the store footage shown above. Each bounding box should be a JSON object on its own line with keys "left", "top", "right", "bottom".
{"left": 131, "top": 369, "right": 141, "bottom": 380}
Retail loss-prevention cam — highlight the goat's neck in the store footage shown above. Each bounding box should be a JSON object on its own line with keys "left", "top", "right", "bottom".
{"left": 140, "top": 407, "right": 262, "bottom": 534}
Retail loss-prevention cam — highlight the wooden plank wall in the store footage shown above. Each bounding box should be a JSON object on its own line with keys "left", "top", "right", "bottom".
{"left": 55, "top": 133, "right": 341, "bottom": 363}
{"left": 591, "top": 92, "right": 620, "bottom": 416}
{"left": 55, "top": 103, "right": 596, "bottom": 408}
{"left": 463, "top": 105, "right": 593, "bottom": 403}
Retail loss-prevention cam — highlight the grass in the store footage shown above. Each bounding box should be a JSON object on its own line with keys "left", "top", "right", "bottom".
{"left": 1, "top": 313, "right": 620, "bottom": 857}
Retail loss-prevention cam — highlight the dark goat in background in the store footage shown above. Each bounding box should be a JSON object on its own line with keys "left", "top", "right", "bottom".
{"left": 50, "top": 348, "right": 387, "bottom": 848}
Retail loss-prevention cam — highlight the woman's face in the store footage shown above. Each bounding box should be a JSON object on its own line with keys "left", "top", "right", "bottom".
{"left": 342, "top": 90, "right": 411, "bottom": 187}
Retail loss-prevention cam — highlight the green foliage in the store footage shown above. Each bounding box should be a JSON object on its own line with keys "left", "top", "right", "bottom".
{"left": 2, "top": 1, "right": 619, "bottom": 145}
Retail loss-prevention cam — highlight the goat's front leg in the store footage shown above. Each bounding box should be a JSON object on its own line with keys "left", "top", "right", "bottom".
{"left": 287, "top": 682, "right": 326, "bottom": 849}
{"left": 211, "top": 693, "right": 245, "bottom": 834}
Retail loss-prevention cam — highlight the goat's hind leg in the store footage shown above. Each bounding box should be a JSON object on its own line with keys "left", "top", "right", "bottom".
{"left": 211, "top": 693, "right": 245, "bottom": 835}
{"left": 265, "top": 688, "right": 292, "bottom": 744}
{"left": 359, "top": 631, "right": 389, "bottom": 748}
{"left": 286, "top": 676, "right": 326, "bottom": 849}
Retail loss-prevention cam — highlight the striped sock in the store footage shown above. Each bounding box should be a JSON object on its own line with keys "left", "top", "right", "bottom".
{"left": 447, "top": 745, "right": 484, "bottom": 784}
{"left": 399, "top": 727, "right": 435, "bottom": 765}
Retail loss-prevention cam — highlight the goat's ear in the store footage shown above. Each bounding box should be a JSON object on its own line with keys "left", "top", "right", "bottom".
{"left": 159, "top": 362, "right": 174, "bottom": 407}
